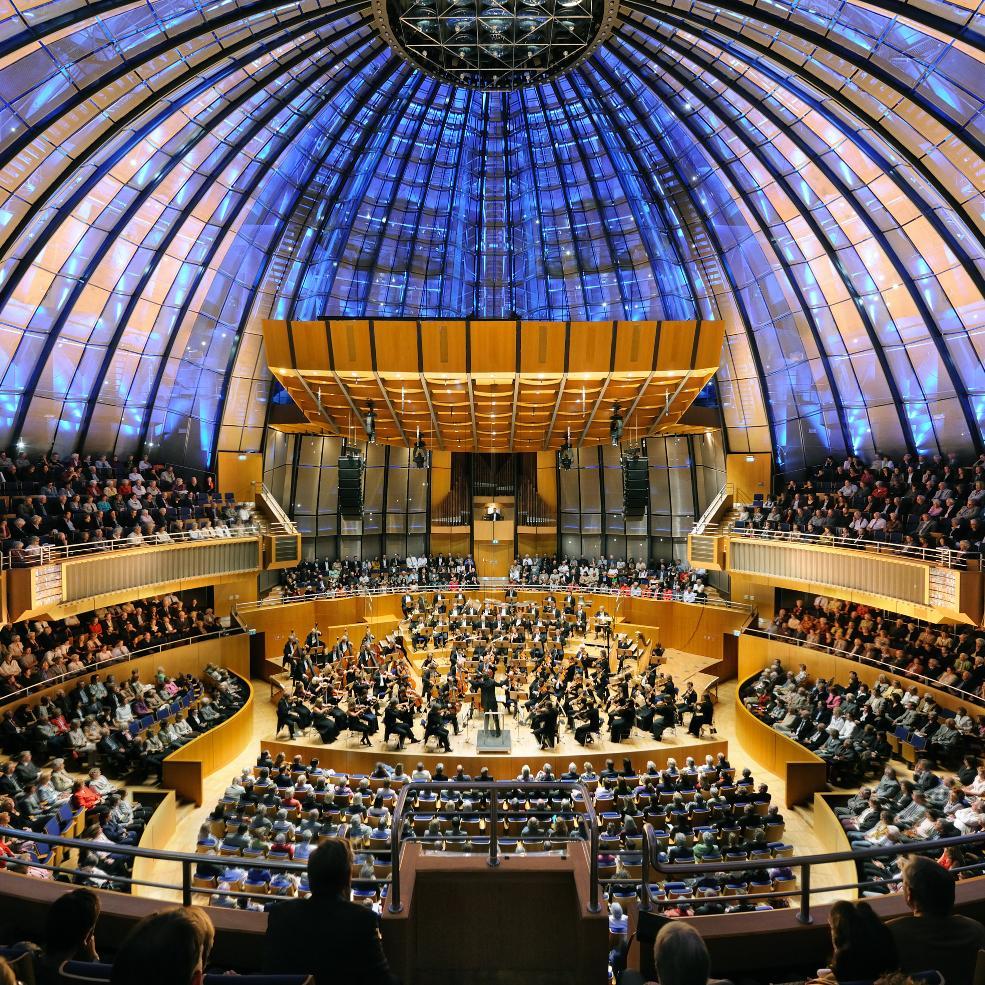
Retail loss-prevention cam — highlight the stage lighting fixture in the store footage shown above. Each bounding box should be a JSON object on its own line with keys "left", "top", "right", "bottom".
{"left": 364, "top": 401, "right": 377, "bottom": 444}
{"left": 609, "top": 404, "right": 624, "bottom": 446}
{"left": 413, "top": 431, "right": 428, "bottom": 469}
{"left": 559, "top": 430, "right": 574, "bottom": 470}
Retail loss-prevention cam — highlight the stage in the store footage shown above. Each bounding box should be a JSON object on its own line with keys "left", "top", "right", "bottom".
{"left": 257, "top": 645, "right": 728, "bottom": 776}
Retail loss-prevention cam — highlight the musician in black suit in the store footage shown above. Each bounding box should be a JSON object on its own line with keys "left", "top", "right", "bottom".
{"left": 531, "top": 696, "right": 560, "bottom": 749}
{"left": 574, "top": 696, "right": 601, "bottom": 745}
{"left": 263, "top": 838, "right": 399, "bottom": 985}
{"left": 424, "top": 704, "right": 452, "bottom": 752}
{"left": 476, "top": 671, "right": 506, "bottom": 736}
{"left": 383, "top": 701, "right": 416, "bottom": 750}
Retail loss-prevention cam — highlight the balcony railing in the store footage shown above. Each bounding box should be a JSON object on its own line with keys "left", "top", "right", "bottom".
{"left": 1, "top": 522, "right": 260, "bottom": 570}
{"left": 640, "top": 823, "right": 985, "bottom": 923}
{"left": 726, "top": 521, "right": 970, "bottom": 569}
{"left": 235, "top": 582, "right": 757, "bottom": 614}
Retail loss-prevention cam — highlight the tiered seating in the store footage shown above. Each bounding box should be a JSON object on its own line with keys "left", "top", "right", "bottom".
{"left": 0, "top": 594, "right": 225, "bottom": 700}
{"left": 732, "top": 453, "right": 985, "bottom": 556}
{"left": 742, "top": 659, "right": 978, "bottom": 783}
{"left": 767, "top": 596, "right": 985, "bottom": 703}
{"left": 198, "top": 752, "right": 797, "bottom": 915}
{"left": 0, "top": 450, "right": 256, "bottom": 565}
{"left": 281, "top": 555, "right": 478, "bottom": 595}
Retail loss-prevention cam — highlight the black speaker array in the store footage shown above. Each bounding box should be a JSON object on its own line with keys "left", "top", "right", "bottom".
{"left": 622, "top": 455, "right": 649, "bottom": 518}
{"left": 338, "top": 454, "right": 364, "bottom": 517}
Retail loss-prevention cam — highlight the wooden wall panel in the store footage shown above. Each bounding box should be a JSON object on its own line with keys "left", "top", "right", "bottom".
{"left": 328, "top": 320, "right": 373, "bottom": 372}
{"left": 131, "top": 791, "right": 177, "bottom": 899}
{"left": 260, "top": 320, "right": 292, "bottom": 371}
{"left": 290, "top": 321, "right": 331, "bottom": 373}
{"left": 519, "top": 322, "right": 567, "bottom": 374}
{"left": 813, "top": 793, "right": 859, "bottom": 900}
{"left": 725, "top": 453, "right": 772, "bottom": 506}
{"left": 613, "top": 321, "right": 658, "bottom": 372}
{"left": 468, "top": 321, "right": 516, "bottom": 373}
{"left": 567, "top": 321, "right": 612, "bottom": 373}
{"left": 374, "top": 320, "right": 421, "bottom": 374}
{"left": 420, "top": 320, "right": 467, "bottom": 374}
{"left": 429, "top": 450, "right": 452, "bottom": 510}
{"left": 216, "top": 451, "right": 263, "bottom": 502}
{"left": 163, "top": 674, "right": 254, "bottom": 806}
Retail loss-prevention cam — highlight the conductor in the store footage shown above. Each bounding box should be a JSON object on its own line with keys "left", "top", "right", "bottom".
{"left": 476, "top": 670, "right": 506, "bottom": 737}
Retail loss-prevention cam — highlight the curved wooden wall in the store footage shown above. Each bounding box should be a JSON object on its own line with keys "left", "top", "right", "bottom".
{"left": 257, "top": 736, "right": 730, "bottom": 782}
{"left": 734, "top": 673, "right": 829, "bottom": 808}
{"left": 162, "top": 673, "right": 254, "bottom": 807}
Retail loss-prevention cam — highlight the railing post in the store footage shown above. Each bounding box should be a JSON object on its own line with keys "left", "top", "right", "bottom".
{"left": 488, "top": 788, "right": 500, "bottom": 867}
{"left": 388, "top": 785, "right": 408, "bottom": 913}
{"left": 796, "top": 862, "right": 812, "bottom": 924}
{"left": 181, "top": 858, "right": 192, "bottom": 907}
{"left": 588, "top": 806, "right": 601, "bottom": 914}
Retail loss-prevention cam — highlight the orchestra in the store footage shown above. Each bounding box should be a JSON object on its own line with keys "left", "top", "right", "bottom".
{"left": 273, "top": 590, "right": 716, "bottom": 753}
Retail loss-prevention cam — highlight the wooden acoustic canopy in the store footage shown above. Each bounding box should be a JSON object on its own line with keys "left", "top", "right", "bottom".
{"left": 262, "top": 319, "right": 724, "bottom": 452}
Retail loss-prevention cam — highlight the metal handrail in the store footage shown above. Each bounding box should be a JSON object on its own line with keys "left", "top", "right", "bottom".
{"left": 640, "top": 823, "right": 985, "bottom": 924}
{"left": 745, "top": 625, "right": 985, "bottom": 709}
{"left": 4, "top": 522, "right": 261, "bottom": 570}
{"left": 725, "top": 522, "right": 970, "bottom": 569}
{"left": 692, "top": 483, "right": 734, "bottom": 536}
{"left": 0, "top": 624, "right": 242, "bottom": 705}
{"left": 237, "top": 582, "right": 755, "bottom": 615}
{"left": 251, "top": 481, "right": 298, "bottom": 536}
{"left": 0, "top": 822, "right": 340, "bottom": 906}
{"left": 386, "top": 780, "right": 602, "bottom": 915}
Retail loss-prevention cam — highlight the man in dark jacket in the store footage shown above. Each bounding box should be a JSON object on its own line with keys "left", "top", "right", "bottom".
{"left": 263, "top": 838, "right": 399, "bottom": 985}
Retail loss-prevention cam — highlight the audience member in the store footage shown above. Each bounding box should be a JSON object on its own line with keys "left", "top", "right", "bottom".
{"left": 110, "top": 907, "right": 212, "bottom": 985}
{"left": 263, "top": 837, "right": 399, "bottom": 984}
{"left": 887, "top": 856, "right": 985, "bottom": 985}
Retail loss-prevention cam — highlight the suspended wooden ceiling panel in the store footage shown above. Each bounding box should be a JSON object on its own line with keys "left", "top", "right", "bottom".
{"left": 262, "top": 318, "right": 724, "bottom": 451}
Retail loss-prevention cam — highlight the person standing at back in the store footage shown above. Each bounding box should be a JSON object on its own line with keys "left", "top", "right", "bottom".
{"left": 888, "top": 855, "right": 985, "bottom": 985}
{"left": 263, "top": 837, "right": 400, "bottom": 985}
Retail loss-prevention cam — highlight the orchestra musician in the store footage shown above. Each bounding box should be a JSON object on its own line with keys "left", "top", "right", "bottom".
{"left": 424, "top": 702, "right": 453, "bottom": 752}
{"left": 530, "top": 695, "right": 560, "bottom": 750}
{"left": 383, "top": 700, "right": 417, "bottom": 750}
{"left": 573, "top": 694, "right": 601, "bottom": 746}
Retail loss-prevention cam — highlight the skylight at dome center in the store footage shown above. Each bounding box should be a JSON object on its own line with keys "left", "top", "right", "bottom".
{"left": 374, "top": 0, "right": 617, "bottom": 89}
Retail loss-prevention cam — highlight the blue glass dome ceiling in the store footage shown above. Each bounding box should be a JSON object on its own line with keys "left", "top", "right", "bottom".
{"left": 0, "top": 0, "right": 982, "bottom": 470}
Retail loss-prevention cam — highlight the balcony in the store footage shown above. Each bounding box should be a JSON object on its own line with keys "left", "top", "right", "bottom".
{"left": 689, "top": 525, "right": 984, "bottom": 624}
{"left": 5, "top": 533, "right": 263, "bottom": 621}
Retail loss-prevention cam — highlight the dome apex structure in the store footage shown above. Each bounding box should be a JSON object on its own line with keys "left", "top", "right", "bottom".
{"left": 372, "top": 0, "right": 619, "bottom": 90}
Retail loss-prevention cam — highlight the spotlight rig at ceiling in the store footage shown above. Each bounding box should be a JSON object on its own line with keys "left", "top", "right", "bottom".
{"left": 373, "top": 0, "right": 619, "bottom": 91}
